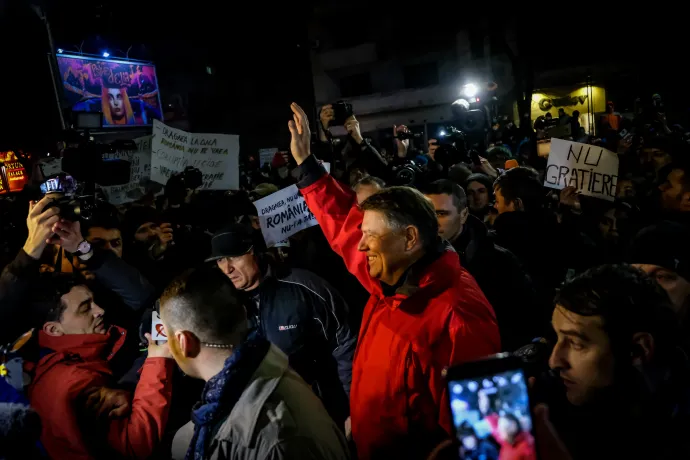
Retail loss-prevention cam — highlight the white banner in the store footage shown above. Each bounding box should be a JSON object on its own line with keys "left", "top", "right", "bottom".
{"left": 100, "top": 135, "right": 152, "bottom": 205}
{"left": 253, "top": 185, "right": 319, "bottom": 247}
{"left": 543, "top": 138, "right": 619, "bottom": 202}
{"left": 150, "top": 119, "right": 240, "bottom": 190}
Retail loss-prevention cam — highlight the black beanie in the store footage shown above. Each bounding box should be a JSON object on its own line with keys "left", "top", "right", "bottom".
{"left": 465, "top": 173, "right": 496, "bottom": 201}
{"left": 628, "top": 221, "right": 690, "bottom": 281}
{"left": 123, "top": 206, "right": 161, "bottom": 243}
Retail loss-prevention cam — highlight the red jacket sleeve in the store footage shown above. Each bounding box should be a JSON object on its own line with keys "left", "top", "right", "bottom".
{"left": 30, "top": 366, "right": 106, "bottom": 460}
{"left": 106, "top": 357, "right": 174, "bottom": 459}
{"left": 298, "top": 155, "right": 375, "bottom": 293}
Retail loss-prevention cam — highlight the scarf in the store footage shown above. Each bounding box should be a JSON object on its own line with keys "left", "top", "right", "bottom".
{"left": 185, "top": 333, "right": 271, "bottom": 460}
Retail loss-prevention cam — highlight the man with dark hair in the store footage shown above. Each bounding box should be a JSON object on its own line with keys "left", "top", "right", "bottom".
{"left": 28, "top": 279, "right": 174, "bottom": 459}
{"left": 629, "top": 221, "right": 690, "bottom": 333}
{"left": 424, "top": 179, "right": 542, "bottom": 350}
{"left": 546, "top": 264, "right": 690, "bottom": 459}
{"left": 493, "top": 167, "right": 543, "bottom": 215}
{"left": 288, "top": 103, "right": 499, "bottom": 458}
{"left": 164, "top": 268, "right": 349, "bottom": 460}
{"left": 657, "top": 161, "right": 690, "bottom": 216}
{"left": 81, "top": 211, "right": 124, "bottom": 259}
{"left": 352, "top": 175, "right": 385, "bottom": 204}
{"left": 208, "top": 223, "right": 355, "bottom": 428}
{"left": 492, "top": 167, "right": 582, "bottom": 294}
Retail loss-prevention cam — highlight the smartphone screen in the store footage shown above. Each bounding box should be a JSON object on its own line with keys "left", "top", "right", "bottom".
{"left": 447, "top": 356, "right": 537, "bottom": 460}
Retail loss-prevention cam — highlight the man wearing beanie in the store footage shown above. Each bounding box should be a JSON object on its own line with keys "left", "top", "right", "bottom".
{"left": 629, "top": 221, "right": 690, "bottom": 329}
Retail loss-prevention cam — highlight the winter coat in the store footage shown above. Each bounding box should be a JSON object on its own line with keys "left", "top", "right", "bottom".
{"left": 28, "top": 327, "right": 174, "bottom": 459}
{"left": 297, "top": 155, "right": 501, "bottom": 459}
{"left": 249, "top": 262, "right": 355, "bottom": 424}
{"left": 170, "top": 345, "right": 350, "bottom": 460}
{"left": 452, "top": 215, "right": 546, "bottom": 351}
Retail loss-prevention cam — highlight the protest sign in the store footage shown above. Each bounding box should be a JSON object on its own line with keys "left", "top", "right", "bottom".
{"left": 544, "top": 138, "right": 618, "bottom": 201}
{"left": 100, "top": 135, "right": 152, "bottom": 205}
{"left": 253, "top": 185, "right": 319, "bottom": 247}
{"left": 259, "top": 148, "right": 278, "bottom": 167}
{"left": 150, "top": 119, "right": 240, "bottom": 190}
{"left": 151, "top": 311, "right": 167, "bottom": 342}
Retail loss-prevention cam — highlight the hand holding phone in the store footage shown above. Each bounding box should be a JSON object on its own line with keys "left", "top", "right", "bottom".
{"left": 446, "top": 354, "right": 538, "bottom": 460}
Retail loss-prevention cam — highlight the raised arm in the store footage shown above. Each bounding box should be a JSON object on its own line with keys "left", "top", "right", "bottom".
{"left": 105, "top": 337, "right": 174, "bottom": 459}
{"left": 289, "top": 102, "right": 374, "bottom": 293}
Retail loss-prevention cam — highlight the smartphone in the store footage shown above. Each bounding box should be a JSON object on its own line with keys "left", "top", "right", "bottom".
{"left": 446, "top": 354, "right": 538, "bottom": 460}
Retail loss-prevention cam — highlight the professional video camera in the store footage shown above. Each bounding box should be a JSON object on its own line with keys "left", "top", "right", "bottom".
{"left": 36, "top": 130, "right": 135, "bottom": 222}
{"left": 39, "top": 173, "right": 98, "bottom": 222}
{"left": 434, "top": 126, "right": 481, "bottom": 168}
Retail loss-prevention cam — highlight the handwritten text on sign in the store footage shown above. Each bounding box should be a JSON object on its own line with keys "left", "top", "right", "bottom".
{"left": 100, "top": 135, "right": 152, "bottom": 205}
{"left": 544, "top": 138, "right": 619, "bottom": 202}
{"left": 253, "top": 185, "right": 319, "bottom": 247}
{"left": 150, "top": 119, "right": 239, "bottom": 190}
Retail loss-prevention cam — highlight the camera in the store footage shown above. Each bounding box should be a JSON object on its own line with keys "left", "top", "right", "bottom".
{"left": 392, "top": 160, "right": 426, "bottom": 187}
{"left": 40, "top": 174, "right": 98, "bottom": 222}
{"left": 330, "top": 101, "right": 353, "bottom": 127}
{"left": 395, "top": 131, "right": 422, "bottom": 141}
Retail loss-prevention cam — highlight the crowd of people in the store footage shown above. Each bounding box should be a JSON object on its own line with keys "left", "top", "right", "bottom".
{"left": 0, "top": 95, "right": 689, "bottom": 460}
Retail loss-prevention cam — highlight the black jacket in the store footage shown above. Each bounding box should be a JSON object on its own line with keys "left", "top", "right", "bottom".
{"left": 453, "top": 215, "right": 545, "bottom": 351}
{"left": 247, "top": 261, "right": 356, "bottom": 423}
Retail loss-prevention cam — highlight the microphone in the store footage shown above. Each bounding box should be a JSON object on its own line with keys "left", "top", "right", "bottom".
{"left": 0, "top": 403, "right": 42, "bottom": 455}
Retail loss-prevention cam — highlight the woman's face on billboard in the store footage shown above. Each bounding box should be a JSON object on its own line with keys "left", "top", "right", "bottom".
{"left": 107, "top": 88, "right": 124, "bottom": 118}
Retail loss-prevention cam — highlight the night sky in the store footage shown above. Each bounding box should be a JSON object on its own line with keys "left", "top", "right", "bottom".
{"left": 0, "top": 1, "right": 688, "bottom": 152}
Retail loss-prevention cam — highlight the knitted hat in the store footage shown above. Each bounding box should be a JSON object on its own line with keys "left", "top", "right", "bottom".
{"left": 123, "top": 206, "right": 161, "bottom": 243}
{"left": 628, "top": 221, "right": 690, "bottom": 281}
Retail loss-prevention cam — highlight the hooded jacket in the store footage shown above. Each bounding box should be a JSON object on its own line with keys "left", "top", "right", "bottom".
{"left": 28, "top": 326, "right": 174, "bottom": 460}
{"left": 297, "top": 155, "right": 501, "bottom": 459}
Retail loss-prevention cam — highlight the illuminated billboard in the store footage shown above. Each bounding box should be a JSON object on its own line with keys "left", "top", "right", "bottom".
{"left": 56, "top": 54, "right": 163, "bottom": 128}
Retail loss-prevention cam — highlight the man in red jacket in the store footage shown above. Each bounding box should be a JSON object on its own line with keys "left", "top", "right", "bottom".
{"left": 287, "top": 103, "right": 501, "bottom": 459}
{"left": 28, "top": 281, "right": 174, "bottom": 459}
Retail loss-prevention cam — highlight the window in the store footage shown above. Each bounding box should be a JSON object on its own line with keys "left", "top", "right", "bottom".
{"left": 403, "top": 62, "right": 439, "bottom": 89}
{"left": 340, "top": 73, "right": 372, "bottom": 98}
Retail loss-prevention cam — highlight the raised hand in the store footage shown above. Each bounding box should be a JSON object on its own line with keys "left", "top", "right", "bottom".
{"left": 23, "top": 196, "right": 60, "bottom": 259}
{"left": 288, "top": 102, "right": 312, "bottom": 165}
{"left": 393, "top": 125, "right": 410, "bottom": 158}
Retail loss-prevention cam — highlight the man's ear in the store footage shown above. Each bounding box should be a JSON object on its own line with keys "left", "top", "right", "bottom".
{"left": 404, "top": 225, "right": 420, "bottom": 251}
{"left": 513, "top": 197, "right": 524, "bottom": 212}
{"left": 460, "top": 207, "right": 470, "bottom": 225}
{"left": 631, "top": 332, "right": 655, "bottom": 367}
{"left": 176, "top": 330, "right": 202, "bottom": 359}
{"left": 43, "top": 322, "right": 64, "bottom": 337}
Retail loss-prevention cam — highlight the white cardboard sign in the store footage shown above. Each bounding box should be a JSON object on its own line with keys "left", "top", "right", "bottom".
{"left": 253, "top": 185, "right": 319, "bottom": 247}
{"left": 543, "top": 138, "right": 619, "bottom": 201}
{"left": 150, "top": 119, "right": 240, "bottom": 190}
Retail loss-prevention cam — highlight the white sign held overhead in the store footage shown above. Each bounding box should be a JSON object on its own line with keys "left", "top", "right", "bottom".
{"left": 543, "top": 138, "right": 619, "bottom": 202}
{"left": 150, "top": 119, "right": 240, "bottom": 190}
{"left": 253, "top": 185, "right": 319, "bottom": 248}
